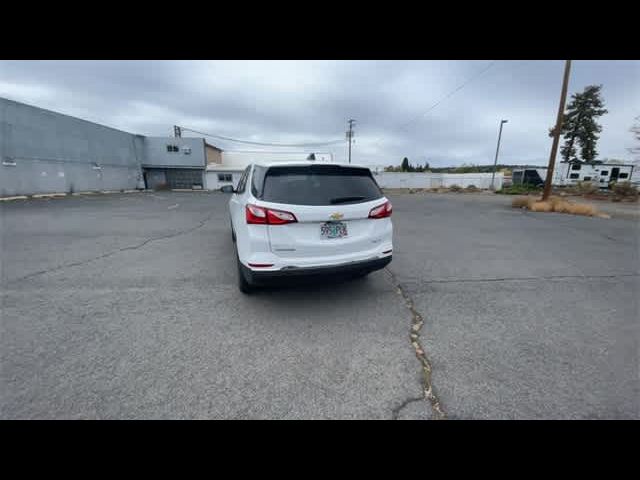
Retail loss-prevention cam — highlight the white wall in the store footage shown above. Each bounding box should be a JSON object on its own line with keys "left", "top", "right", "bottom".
{"left": 373, "top": 172, "right": 503, "bottom": 190}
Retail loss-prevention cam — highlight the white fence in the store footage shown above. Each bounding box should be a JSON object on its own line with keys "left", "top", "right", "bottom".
{"left": 373, "top": 172, "right": 503, "bottom": 190}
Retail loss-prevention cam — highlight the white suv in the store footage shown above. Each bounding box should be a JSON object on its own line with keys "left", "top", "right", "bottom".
{"left": 221, "top": 161, "right": 393, "bottom": 293}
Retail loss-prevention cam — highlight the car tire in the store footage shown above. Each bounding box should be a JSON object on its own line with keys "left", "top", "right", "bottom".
{"left": 236, "top": 253, "right": 254, "bottom": 294}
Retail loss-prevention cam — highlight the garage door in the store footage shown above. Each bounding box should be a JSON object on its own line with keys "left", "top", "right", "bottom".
{"left": 144, "top": 168, "right": 203, "bottom": 189}
{"left": 165, "top": 169, "right": 203, "bottom": 189}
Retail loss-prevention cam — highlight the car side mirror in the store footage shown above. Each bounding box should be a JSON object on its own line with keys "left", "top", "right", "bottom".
{"left": 220, "top": 185, "right": 235, "bottom": 193}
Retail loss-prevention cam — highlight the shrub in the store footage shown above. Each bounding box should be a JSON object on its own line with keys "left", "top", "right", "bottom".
{"left": 529, "top": 200, "right": 553, "bottom": 212}
{"left": 497, "top": 184, "right": 542, "bottom": 195}
{"left": 465, "top": 184, "right": 480, "bottom": 192}
{"left": 511, "top": 196, "right": 533, "bottom": 208}
{"left": 574, "top": 181, "right": 599, "bottom": 195}
{"left": 449, "top": 184, "right": 462, "bottom": 192}
{"left": 511, "top": 195, "right": 603, "bottom": 217}
{"left": 611, "top": 181, "right": 639, "bottom": 198}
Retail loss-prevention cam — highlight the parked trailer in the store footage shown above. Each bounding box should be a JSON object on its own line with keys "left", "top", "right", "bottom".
{"left": 512, "top": 161, "right": 635, "bottom": 188}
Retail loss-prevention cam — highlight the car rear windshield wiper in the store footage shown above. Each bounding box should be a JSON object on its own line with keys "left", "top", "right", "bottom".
{"left": 329, "top": 196, "right": 366, "bottom": 204}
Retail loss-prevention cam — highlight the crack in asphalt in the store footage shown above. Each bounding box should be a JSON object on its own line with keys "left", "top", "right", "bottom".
{"left": 6, "top": 213, "right": 215, "bottom": 284}
{"left": 400, "top": 273, "right": 639, "bottom": 287}
{"left": 391, "top": 396, "right": 424, "bottom": 420}
{"left": 385, "top": 267, "right": 447, "bottom": 420}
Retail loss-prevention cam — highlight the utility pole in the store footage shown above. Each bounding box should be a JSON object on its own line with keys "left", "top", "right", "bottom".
{"left": 174, "top": 125, "right": 182, "bottom": 138}
{"left": 346, "top": 119, "right": 356, "bottom": 164}
{"left": 542, "top": 60, "right": 572, "bottom": 201}
{"left": 491, "top": 119, "right": 508, "bottom": 190}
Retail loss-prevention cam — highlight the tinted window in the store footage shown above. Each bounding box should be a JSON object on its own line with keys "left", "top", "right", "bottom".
{"left": 257, "top": 165, "right": 383, "bottom": 206}
{"left": 252, "top": 165, "right": 267, "bottom": 198}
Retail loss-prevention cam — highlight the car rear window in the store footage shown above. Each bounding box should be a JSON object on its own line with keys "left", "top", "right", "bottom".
{"left": 253, "top": 165, "right": 383, "bottom": 206}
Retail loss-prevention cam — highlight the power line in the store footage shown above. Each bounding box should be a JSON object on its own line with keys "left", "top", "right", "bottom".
{"left": 400, "top": 61, "right": 496, "bottom": 130}
{"left": 370, "top": 60, "right": 498, "bottom": 149}
{"left": 179, "top": 60, "right": 500, "bottom": 153}
{"left": 177, "top": 126, "right": 344, "bottom": 148}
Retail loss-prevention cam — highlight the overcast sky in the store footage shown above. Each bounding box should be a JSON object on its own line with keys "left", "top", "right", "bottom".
{"left": 1, "top": 60, "right": 638, "bottom": 167}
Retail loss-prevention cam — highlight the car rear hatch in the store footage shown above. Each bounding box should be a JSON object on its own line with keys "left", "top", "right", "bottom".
{"left": 252, "top": 164, "right": 390, "bottom": 262}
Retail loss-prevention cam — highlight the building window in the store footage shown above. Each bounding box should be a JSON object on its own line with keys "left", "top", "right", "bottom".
{"left": 600, "top": 179, "right": 606, "bottom": 183}
{"left": 166, "top": 145, "right": 179, "bottom": 153}
{"left": 619, "top": 173, "right": 628, "bottom": 179}
{"left": 571, "top": 164, "right": 581, "bottom": 171}
{"left": 583, "top": 176, "right": 592, "bottom": 181}
{"left": 600, "top": 170, "right": 608, "bottom": 176}
{"left": 218, "top": 173, "right": 233, "bottom": 182}
{"left": 569, "top": 173, "right": 580, "bottom": 179}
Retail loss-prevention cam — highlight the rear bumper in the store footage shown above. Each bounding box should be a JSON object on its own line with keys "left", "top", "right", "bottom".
{"left": 242, "top": 255, "right": 392, "bottom": 285}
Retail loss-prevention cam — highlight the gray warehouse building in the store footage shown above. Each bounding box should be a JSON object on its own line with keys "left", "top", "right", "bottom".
{"left": 0, "top": 97, "right": 215, "bottom": 197}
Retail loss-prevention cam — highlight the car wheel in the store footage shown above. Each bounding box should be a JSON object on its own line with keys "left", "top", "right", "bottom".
{"left": 236, "top": 253, "right": 254, "bottom": 294}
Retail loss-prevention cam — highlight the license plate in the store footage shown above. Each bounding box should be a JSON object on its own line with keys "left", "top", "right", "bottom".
{"left": 320, "top": 221, "right": 348, "bottom": 239}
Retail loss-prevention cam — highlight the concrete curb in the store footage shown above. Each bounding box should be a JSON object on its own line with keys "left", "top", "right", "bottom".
{"left": 0, "top": 195, "right": 29, "bottom": 202}
{"left": 0, "top": 189, "right": 215, "bottom": 201}
{"left": 170, "top": 189, "right": 209, "bottom": 192}
{"left": 2, "top": 190, "right": 150, "bottom": 201}
{"left": 31, "top": 193, "right": 67, "bottom": 199}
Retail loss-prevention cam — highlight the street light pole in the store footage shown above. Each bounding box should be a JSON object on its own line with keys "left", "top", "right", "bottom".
{"left": 491, "top": 119, "right": 508, "bottom": 190}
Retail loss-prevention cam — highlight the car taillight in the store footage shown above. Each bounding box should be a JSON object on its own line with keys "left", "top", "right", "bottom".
{"left": 246, "top": 204, "right": 268, "bottom": 224}
{"left": 266, "top": 208, "right": 297, "bottom": 224}
{"left": 246, "top": 204, "right": 297, "bottom": 225}
{"left": 369, "top": 200, "right": 392, "bottom": 219}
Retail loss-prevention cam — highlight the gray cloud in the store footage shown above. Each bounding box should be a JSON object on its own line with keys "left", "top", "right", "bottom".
{"left": 1, "top": 60, "right": 638, "bottom": 167}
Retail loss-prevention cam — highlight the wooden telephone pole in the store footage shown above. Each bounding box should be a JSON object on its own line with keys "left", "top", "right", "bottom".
{"left": 346, "top": 119, "right": 356, "bottom": 164}
{"left": 542, "top": 60, "right": 572, "bottom": 201}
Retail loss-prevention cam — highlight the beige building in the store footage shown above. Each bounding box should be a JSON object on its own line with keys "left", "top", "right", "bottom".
{"left": 205, "top": 142, "right": 223, "bottom": 165}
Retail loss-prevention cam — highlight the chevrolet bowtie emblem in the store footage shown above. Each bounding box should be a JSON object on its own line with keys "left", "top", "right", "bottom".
{"left": 330, "top": 212, "right": 344, "bottom": 220}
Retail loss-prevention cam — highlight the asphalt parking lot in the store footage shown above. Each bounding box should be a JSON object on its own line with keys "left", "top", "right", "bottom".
{"left": 1, "top": 191, "right": 638, "bottom": 419}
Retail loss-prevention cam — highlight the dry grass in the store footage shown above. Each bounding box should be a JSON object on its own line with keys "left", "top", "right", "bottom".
{"left": 511, "top": 196, "right": 532, "bottom": 208}
{"left": 512, "top": 195, "right": 607, "bottom": 218}
{"left": 611, "top": 181, "right": 639, "bottom": 201}
{"left": 565, "top": 181, "right": 600, "bottom": 195}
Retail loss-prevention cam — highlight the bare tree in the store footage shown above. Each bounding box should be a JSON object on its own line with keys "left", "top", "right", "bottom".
{"left": 630, "top": 116, "right": 640, "bottom": 164}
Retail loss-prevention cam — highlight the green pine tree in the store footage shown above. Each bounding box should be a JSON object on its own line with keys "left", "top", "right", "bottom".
{"left": 555, "top": 85, "right": 608, "bottom": 163}
{"left": 401, "top": 157, "right": 410, "bottom": 171}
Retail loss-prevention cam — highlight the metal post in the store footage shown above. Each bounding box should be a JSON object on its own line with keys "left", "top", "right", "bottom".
{"left": 542, "top": 60, "right": 572, "bottom": 201}
{"left": 491, "top": 119, "right": 508, "bottom": 190}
